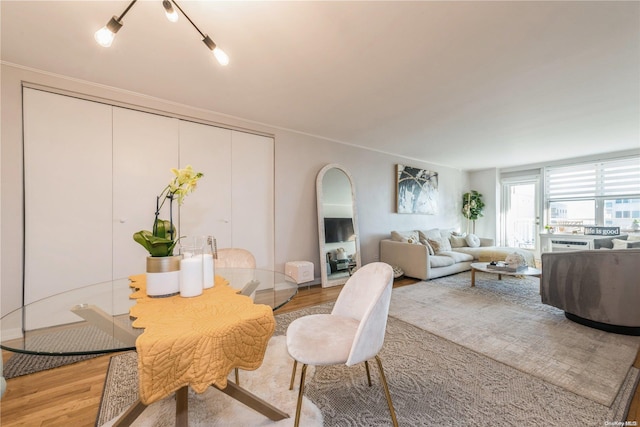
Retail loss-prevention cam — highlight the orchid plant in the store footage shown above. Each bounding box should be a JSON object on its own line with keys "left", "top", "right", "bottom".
{"left": 133, "top": 165, "right": 204, "bottom": 257}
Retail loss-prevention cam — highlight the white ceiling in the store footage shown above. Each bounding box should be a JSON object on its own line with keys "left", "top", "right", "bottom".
{"left": 2, "top": 1, "right": 638, "bottom": 171}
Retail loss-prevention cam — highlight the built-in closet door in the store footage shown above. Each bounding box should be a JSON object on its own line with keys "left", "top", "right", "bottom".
{"left": 23, "top": 88, "right": 113, "bottom": 304}
{"left": 112, "top": 108, "right": 180, "bottom": 280}
{"left": 178, "top": 121, "right": 232, "bottom": 246}
{"left": 231, "top": 131, "right": 275, "bottom": 269}
{"left": 24, "top": 89, "right": 275, "bottom": 305}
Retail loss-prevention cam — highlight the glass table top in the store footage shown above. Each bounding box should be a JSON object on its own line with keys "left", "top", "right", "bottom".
{"left": 0, "top": 268, "right": 298, "bottom": 356}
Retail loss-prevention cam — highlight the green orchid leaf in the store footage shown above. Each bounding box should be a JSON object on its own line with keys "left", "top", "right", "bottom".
{"left": 134, "top": 230, "right": 175, "bottom": 256}
{"left": 153, "top": 219, "right": 175, "bottom": 240}
{"left": 133, "top": 231, "right": 153, "bottom": 252}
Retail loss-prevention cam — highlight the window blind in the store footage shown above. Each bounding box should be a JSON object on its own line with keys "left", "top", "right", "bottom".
{"left": 545, "top": 157, "right": 640, "bottom": 200}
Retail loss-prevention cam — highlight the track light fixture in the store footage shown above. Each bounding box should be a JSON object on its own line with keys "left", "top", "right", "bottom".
{"left": 94, "top": 0, "right": 229, "bottom": 66}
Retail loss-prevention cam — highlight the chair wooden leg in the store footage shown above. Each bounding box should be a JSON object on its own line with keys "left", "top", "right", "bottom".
{"left": 294, "top": 364, "right": 307, "bottom": 427}
{"left": 364, "top": 360, "right": 372, "bottom": 386}
{"left": 235, "top": 368, "right": 240, "bottom": 386}
{"left": 289, "top": 359, "right": 298, "bottom": 390}
{"left": 375, "top": 355, "right": 398, "bottom": 427}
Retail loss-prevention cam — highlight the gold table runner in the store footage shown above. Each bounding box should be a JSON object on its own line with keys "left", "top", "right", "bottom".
{"left": 129, "top": 274, "right": 275, "bottom": 405}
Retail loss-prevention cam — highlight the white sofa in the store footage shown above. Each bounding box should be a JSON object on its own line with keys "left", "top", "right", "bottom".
{"left": 380, "top": 228, "right": 535, "bottom": 280}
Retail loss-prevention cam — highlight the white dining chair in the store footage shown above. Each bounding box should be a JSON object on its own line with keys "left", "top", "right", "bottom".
{"left": 286, "top": 262, "right": 398, "bottom": 427}
{"left": 214, "top": 248, "right": 256, "bottom": 269}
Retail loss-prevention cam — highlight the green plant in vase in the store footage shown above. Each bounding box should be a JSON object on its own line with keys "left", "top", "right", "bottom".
{"left": 462, "top": 190, "right": 485, "bottom": 234}
{"left": 133, "top": 165, "right": 204, "bottom": 257}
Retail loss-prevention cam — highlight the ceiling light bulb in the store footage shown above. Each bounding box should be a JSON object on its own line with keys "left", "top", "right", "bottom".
{"left": 203, "top": 35, "right": 229, "bottom": 66}
{"left": 94, "top": 26, "right": 116, "bottom": 47}
{"left": 162, "top": 0, "right": 179, "bottom": 22}
{"left": 94, "top": 16, "right": 122, "bottom": 48}
{"left": 213, "top": 47, "right": 229, "bottom": 66}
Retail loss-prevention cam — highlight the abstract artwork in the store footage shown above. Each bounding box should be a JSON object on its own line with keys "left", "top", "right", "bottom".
{"left": 396, "top": 164, "right": 438, "bottom": 214}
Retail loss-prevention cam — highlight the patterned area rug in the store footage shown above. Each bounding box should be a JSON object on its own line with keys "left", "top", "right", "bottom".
{"left": 3, "top": 353, "right": 97, "bottom": 378}
{"left": 3, "top": 316, "right": 137, "bottom": 378}
{"left": 97, "top": 301, "right": 639, "bottom": 426}
{"left": 3, "top": 325, "right": 119, "bottom": 378}
{"left": 97, "top": 336, "right": 322, "bottom": 427}
{"left": 389, "top": 271, "right": 640, "bottom": 406}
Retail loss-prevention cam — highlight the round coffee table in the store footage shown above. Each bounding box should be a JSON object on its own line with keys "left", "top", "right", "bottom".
{"left": 470, "top": 262, "right": 541, "bottom": 287}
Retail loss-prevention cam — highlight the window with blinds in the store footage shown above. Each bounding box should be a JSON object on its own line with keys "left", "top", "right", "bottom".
{"left": 544, "top": 156, "right": 640, "bottom": 230}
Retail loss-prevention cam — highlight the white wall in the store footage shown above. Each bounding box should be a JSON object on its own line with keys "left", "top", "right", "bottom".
{"left": 1, "top": 63, "right": 468, "bottom": 315}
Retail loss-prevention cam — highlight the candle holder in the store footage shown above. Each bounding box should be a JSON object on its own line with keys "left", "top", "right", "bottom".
{"left": 179, "top": 245, "right": 204, "bottom": 297}
{"left": 195, "top": 235, "right": 216, "bottom": 289}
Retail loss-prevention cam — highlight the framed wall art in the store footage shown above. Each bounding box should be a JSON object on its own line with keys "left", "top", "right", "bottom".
{"left": 396, "top": 164, "right": 438, "bottom": 214}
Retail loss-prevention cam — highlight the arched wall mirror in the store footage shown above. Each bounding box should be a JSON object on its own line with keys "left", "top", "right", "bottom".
{"left": 316, "top": 164, "right": 361, "bottom": 288}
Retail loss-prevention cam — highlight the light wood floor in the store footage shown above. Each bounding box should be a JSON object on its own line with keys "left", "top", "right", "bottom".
{"left": 1, "top": 277, "right": 638, "bottom": 426}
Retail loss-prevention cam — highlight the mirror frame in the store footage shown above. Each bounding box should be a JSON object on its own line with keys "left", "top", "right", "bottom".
{"left": 316, "top": 163, "right": 361, "bottom": 288}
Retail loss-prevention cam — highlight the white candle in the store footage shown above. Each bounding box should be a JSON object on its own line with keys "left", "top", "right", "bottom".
{"left": 180, "top": 256, "right": 203, "bottom": 297}
{"left": 203, "top": 253, "right": 214, "bottom": 289}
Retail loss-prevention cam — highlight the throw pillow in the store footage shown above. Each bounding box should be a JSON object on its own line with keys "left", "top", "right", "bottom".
{"left": 449, "top": 235, "right": 468, "bottom": 248}
{"left": 391, "top": 230, "right": 421, "bottom": 245}
{"left": 392, "top": 265, "right": 404, "bottom": 278}
{"left": 612, "top": 238, "right": 628, "bottom": 250}
{"left": 627, "top": 241, "right": 640, "bottom": 249}
{"left": 465, "top": 234, "right": 481, "bottom": 248}
{"left": 627, "top": 235, "right": 640, "bottom": 242}
{"left": 427, "top": 238, "right": 443, "bottom": 254}
{"left": 424, "top": 241, "right": 435, "bottom": 255}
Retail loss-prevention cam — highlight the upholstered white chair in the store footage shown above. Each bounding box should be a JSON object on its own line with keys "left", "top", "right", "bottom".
{"left": 215, "top": 247, "right": 257, "bottom": 385}
{"left": 286, "top": 262, "right": 398, "bottom": 427}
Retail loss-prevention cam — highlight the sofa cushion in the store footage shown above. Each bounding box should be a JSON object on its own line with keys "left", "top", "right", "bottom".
{"left": 452, "top": 247, "right": 536, "bottom": 267}
{"left": 438, "top": 228, "right": 453, "bottom": 240}
{"left": 430, "top": 255, "right": 456, "bottom": 268}
{"left": 439, "top": 236, "right": 452, "bottom": 252}
{"left": 465, "top": 234, "right": 481, "bottom": 248}
{"left": 418, "top": 228, "right": 441, "bottom": 242}
{"left": 439, "top": 251, "right": 474, "bottom": 263}
{"left": 391, "top": 230, "right": 421, "bottom": 245}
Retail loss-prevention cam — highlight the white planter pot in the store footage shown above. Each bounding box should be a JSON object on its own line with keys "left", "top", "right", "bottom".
{"left": 146, "top": 256, "right": 181, "bottom": 297}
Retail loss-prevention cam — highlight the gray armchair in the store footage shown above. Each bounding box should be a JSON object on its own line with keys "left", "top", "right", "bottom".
{"left": 541, "top": 249, "right": 640, "bottom": 335}
{"left": 1, "top": 357, "right": 6, "bottom": 398}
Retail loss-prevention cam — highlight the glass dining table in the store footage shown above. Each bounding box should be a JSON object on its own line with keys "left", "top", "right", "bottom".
{"left": 2, "top": 269, "right": 299, "bottom": 426}
{"left": 0, "top": 268, "right": 298, "bottom": 356}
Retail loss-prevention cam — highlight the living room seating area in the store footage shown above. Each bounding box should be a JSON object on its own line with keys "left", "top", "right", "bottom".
{"left": 380, "top": 228, "right": 536, "bottom": 280}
